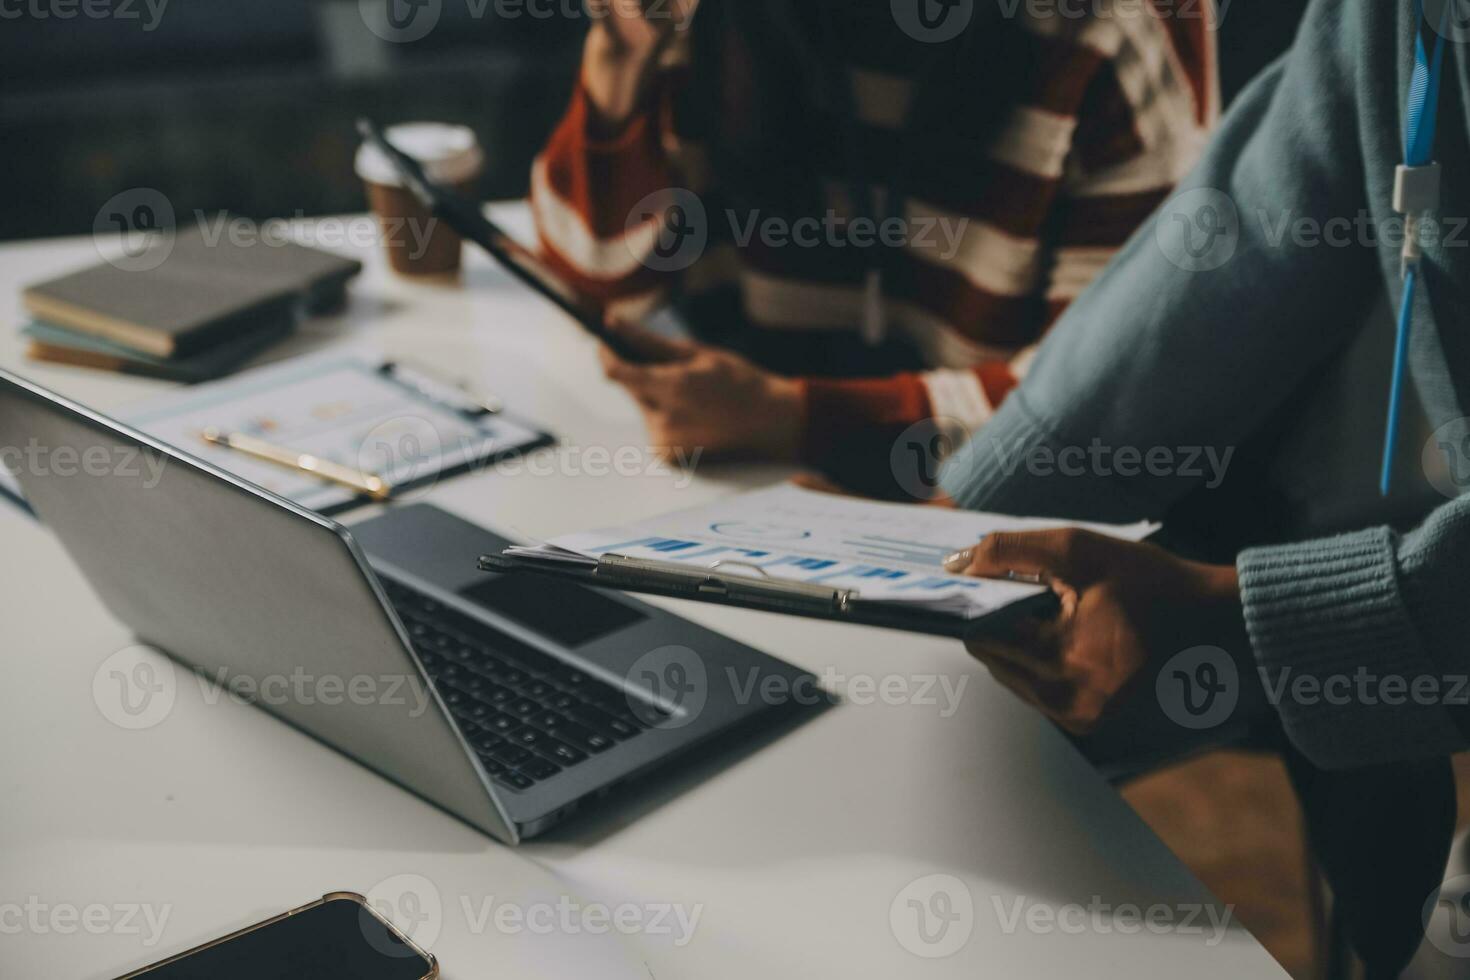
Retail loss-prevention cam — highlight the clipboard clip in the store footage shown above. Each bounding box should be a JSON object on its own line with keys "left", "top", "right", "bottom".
{"left": 707, "top": 559, "right": 775, "bottom": 578}
{"left": 379, "top": 359, "right": 503, "bottom": 417}
{"left": 478, "top": 550, "right": 860, "bottom": 614}
{"left": 597, "top": 554, "right": 858, "bottom": 612}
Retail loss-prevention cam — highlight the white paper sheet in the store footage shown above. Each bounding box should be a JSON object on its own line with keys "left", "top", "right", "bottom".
{"left": 119, "top": 349, "right": 545, "bottom": 513}
{"left": 510, "top": 485, "right": 1158, "bottom": 619}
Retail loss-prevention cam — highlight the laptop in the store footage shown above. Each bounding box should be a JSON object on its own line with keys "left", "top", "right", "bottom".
{"left": 0, "top": 369, "right": 822, "bottom": 843}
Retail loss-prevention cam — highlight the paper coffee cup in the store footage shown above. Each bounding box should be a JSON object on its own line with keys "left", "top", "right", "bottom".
{"left": 355, "top": 122, "right": 485, "bottom": 276}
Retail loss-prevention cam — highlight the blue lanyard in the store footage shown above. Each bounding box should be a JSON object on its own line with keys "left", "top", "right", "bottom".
{"left": 1381, "top": 0, "right": 1449, "bottom": 495}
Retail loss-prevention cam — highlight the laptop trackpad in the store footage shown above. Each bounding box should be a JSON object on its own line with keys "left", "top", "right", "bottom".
{"left": 458, "top": 574, "right": 646, "bottom": 648}
{"left": 351, "top": 502, "right": 649, "bottom": 650}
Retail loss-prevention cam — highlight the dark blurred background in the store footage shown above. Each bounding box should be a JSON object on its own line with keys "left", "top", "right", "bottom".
{"left": 0, "top": 0, "right": 1308, "bottom": 242}
{"left": 0, "top": 0, "right": 585, "bottom": 240}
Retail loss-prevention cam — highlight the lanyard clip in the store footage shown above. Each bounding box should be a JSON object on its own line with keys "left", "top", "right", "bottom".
{"left": 1393, "top": 162, "right": 1441, "bottom": 277}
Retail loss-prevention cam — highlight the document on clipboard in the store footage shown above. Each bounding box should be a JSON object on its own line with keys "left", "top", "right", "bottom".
{"left": 118, "top": 348, "right": 552, "bottom": 514}
{"left": 479, "top": 485, "right": 1158, "bottom": 637}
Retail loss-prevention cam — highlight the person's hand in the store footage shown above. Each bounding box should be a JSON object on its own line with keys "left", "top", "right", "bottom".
{"left": 598, "top": 323, "right": 804, "bottom": 461}
{"left": 944, "top": 529, "right": 1242, "bottom": 733}
{"left": 582, "top": 0, "right": 697, "bottom": 134}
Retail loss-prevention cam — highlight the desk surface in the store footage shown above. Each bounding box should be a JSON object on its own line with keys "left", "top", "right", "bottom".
{"left": 0, "top": 209, "right": 1287, "bottom": 979}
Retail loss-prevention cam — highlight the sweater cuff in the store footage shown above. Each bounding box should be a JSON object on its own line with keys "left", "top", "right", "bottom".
{"left": 800, "top": 374, "right": 930, "bottom": 457}
{"left": 797, "top": 374, "right": 931, "bottom": 497}
{"left": 1238, "top": 528, "right": 1465, "bottom": 769}
{"left": 567, "top": 82, "right": 657, "bottom": 155}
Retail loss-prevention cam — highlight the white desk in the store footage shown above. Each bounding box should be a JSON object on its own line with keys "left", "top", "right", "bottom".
{"left": 0, "top": 208, "right": 1288, "bottom": 978}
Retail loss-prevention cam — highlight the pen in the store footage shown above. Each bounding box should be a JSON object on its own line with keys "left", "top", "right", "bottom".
{"left": 200, "top": 428, "right": 393, "bottom": 502}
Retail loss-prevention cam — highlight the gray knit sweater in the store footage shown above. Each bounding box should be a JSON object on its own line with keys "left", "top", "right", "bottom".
{"left": 940, "top": 0, "right": 1470, "bottom": 769}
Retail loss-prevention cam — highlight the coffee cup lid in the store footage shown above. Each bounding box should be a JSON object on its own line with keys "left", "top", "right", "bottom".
{"left": 355, "top": 122, "right": 485, "bottom": 189}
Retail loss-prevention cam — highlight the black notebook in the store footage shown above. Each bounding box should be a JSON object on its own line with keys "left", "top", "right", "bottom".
{"left": 22, "top": 223, "right": 361, "bottom": 358}
{"left": 23, "top": 317, "right": 293, "bottom": 383}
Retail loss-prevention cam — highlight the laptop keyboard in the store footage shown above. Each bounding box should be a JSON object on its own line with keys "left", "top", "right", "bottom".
{"left": 380, "top": 578, "right": 654, "bottom": 792}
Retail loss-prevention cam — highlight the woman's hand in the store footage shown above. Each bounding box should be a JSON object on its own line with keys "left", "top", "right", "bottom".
{"left": 598, "top": 324, "right": 804, "bottom": 461}
{"left": 945, "top": 529, "right": 1243, "bottom": 733}
{"left": 582, "top": 0, "right": 697, "bottom": 134}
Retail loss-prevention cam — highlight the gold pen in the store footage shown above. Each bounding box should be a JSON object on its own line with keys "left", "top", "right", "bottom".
{"left": 200, "top": 428, "right": 393, "bottom": 502}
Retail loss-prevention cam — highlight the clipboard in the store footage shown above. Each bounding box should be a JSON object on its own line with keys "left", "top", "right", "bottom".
{"left": 477, "top": 550, "right": 1061, "bottom": 639}
{"left": 118, "top": 349, "right": 554, "bottom": 515}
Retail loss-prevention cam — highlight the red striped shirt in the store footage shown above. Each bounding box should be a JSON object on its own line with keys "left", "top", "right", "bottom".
{"left": 532, "top": 2, "right": 1219, "bottom": 473}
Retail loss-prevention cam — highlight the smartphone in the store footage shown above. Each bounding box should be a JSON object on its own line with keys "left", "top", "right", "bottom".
{"left": 117, "top": 893, "right": 437, "bottom": 980}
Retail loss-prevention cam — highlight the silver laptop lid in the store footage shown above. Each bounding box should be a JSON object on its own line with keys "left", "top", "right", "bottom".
{"left": 0, "top": 369, "right": 516, "bottom": 843}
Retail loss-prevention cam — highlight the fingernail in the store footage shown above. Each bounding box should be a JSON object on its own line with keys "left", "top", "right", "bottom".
{"left": 943, "top": 549, "right": 972, "bottom": 572}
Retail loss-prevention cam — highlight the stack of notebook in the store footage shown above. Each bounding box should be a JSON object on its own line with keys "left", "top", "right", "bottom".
{"left": 21, "top": 224, "right": 362, "bottom": 382}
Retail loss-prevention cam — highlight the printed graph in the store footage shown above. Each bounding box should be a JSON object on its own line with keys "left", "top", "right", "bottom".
{"left": 843, "top": 534, "right": 960, "bottom": 568}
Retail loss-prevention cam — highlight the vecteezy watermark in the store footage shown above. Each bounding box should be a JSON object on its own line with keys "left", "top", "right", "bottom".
{"left": 92, "top": 195, "right": 443, "bottom": 271}
{"left": 364, "top": 874, "right": 704, "bottom": 952}
{"left": 1423, "top": 873, "right": 1470, "bottom": 958}
{"left": 985, "top": 436, "right": 1235, "bottom": 488}
{"left": 895, "top": 0, "right": 1227, "bottom": 43}
{"left": 585, "top": 0, "right": 695, "bottom": 30}
{"left": 625, "top": 191, "right": 972, "bottom": 273}
{"left": 1156, "top": 186, "right": 1470, "bottom": 273}
{"left": 352, "top": 416, "right": 707, "bottom": 503}
{"left": 366, "top": 874, "right": 444, "bottom": 953}
{"left": 1258, "top": 667, "right": 1470, "bottom": 710}
{"left": 195, "top": 211, "right": 442, "bottom": 263}
{"left": 890, "top": 874, "right": 975, "bottom": 958}
{"left": 1156, "top": 187, "right": 1240, "bottom": 272}
{"left": 1255, "top": 208, "right": 1470, "bottom": 252}
{"left": 359, "top": 0, "right": 442, "bottom": 43}
{"left": 892, "top": 0, "right": 973, "bottom": 43}
{"left": 0, "top": 0, "right": 169, "bottom": 31}
{"left": 732, "top": 667, "right": 967, "bottom": 716}
{"left": 92, "top": 655, "right": 438, "bottom": 731}
{"left": 994, "top": 0, "right": 1230, "bottom": 27}
{"left": 359, "top": 0, "right": 695, "bottom": 45}
{"left": 1160, "top": 660, "right": 1470, "bottom": 733}
{"left": 459, "top": 896, "right": 702, "bottom": 945}
{"left": 93, "top": 188, "right": 177, "bottom": 272}
{"left": 0, "top": 438, "right": 170, "bottom": 490}
{"left": 891, "top": 417, "right": 965, "bottom": 501}
{"left": 356, "top": 416, "right": 447, "bottom": 498}
{"left": 490, "top": 444, "right": 704, "bottom": 487}
{"left": 626, "top": 188, "right": 710, "bottom": 273}
{"left": 0, "top": 897, "right": 172, "bottom": 947}
{"left": 1156, "top": 645, "right": 1239, "bottom": 731}
{"left": 93, "top": 645, "right": 178, "bottom": 731}
{"left": 626, "top": 645, "right": 709, "bottom": 730}
{"left": 198, "top": 666, "right": 435, "bottom": 717}
{"left": 1423, "top": 416, "right": 1470, "bottom": 499}
{"left": 625, "top": 644, "right": 967, "bottom": 729}
{"left": 727, "top": 211, "right": 970, "bottom": 262}
{"left": 992, "top": 894, "right": 1236, "bottom": 946}
{"left": 1425, "top": 0, "right": 1470, "bottom": 44}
